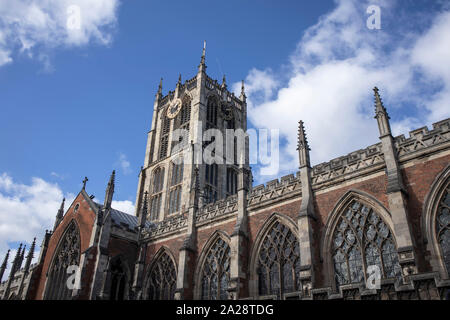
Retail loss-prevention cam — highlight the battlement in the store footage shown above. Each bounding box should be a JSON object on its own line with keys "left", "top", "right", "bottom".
{"left": 395, "top": 118, "right": 450, "bottom": 158}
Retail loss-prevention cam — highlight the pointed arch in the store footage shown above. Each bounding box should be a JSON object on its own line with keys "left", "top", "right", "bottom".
{"left": 322, "top": 190, "right": 402, "bottom": 290}
{"left": 150, "top": 165, "right": 166, "bottom": 221}
{"left": 44, "top": 219, "right": 81, "bottom": 300}
{"left": 144, "top": 246, "right": 177, "bottom": 300}
{"left": 167, "top": 159, "right": 183, "bottom": 215}
{"left": 249, "top": 212, "right": 301, "bottom": 299}
{"left": 206, "top": 94, "right": 219, "bottom": 128}
{"left": 194, "top": 230, "right": 231, "bottom": 300}
{"left": 422, "top": 164, "right": 450, "bottom": 279}
{"left": 103, "top": 255, "right": 131, "bottom": 300}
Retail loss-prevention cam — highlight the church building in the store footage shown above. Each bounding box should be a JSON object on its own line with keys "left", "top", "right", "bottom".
{"left": 1, "top": 47, "right": 449, "bottom": 300}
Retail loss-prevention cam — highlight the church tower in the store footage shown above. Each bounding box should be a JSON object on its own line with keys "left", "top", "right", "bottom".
{"left": 135, "top": 43, "right": 250, "bottom": 221}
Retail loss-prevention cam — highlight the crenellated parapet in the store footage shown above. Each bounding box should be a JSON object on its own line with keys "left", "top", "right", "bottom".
{"left": 247, "top": 173, "right": 302, "bottom": 209}
{"left": 308, "top": 118, "right": 450, "bottom": 189}
{"left": 196, "top": 194, "right": 238, "bottom": 225}
{"left": 395, "top": 118, "right": 450, "bottom": 159}
{"left": 144, "top": 214, "right": 188, "bottom": 239}
{"left": 311, "top": 143, "right": 385, "bottom": 187}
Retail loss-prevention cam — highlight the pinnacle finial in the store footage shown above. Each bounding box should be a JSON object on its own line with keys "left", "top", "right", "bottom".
{"left": 1, "top": 249, "right": 9, "bottom": 267}
{"left": 139, "top": 191, "right": 149, "bottom": 226}
{"left": 222, "top": 74, "right": 226, "bottom": 86}
{"left": 297, "top": 120, "right": 311, "bottom": 168}
{"left": 297, "top": 120, "right": 310, "bottom": 150}
{"left": 178, "top": 74, "right": 182, "bottom": 85}
{"left": 373, "top": 86, "right": 392, "bottom": 136}
{"left": 373, "top": 86, "right": 388, "bottom": 115}
{"left": 240, "top": 80, "right": 246, "bottom": 100}
{"left": 24, "top": 238, "right": 36, "bottom": 273}
{"left": 54, "top": 198, "right": 65, "bottom": 231}
{"left": 104, "top": 170, "right": 115, "bottom": 210}
{"left": 198, "top": 40, "right": 207, "bottom": 72}
{"left": 157, "top": 78, "right": 163, "bottom": 95}
{"left": 58, "top": 198, "right": 65, "bottom": 213}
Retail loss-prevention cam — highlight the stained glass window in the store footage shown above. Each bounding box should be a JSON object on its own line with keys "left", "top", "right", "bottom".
{"left": 148, "top": 252, "right": 177, "bottom": 300}
{"left": 332, "top": 200, "right": 402, "bottom": 287}
{"left": 257, "top": 221, "right": 301, "bottom": 298}
{"left": 201, "top": 237, "right": 230, "bottom": 300}
{"left": 436, "top": 180, "right": 450, "bottom": 276}
{"left": 45, "top": 221, "right": 80, "bottom": 300}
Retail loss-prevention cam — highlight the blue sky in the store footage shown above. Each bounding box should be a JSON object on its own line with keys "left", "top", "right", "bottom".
{"left": 0, "top": 0, "right": 450, "bottom": 275}
{"left": 0, "top": 0, "right": 335, "bottom": 203}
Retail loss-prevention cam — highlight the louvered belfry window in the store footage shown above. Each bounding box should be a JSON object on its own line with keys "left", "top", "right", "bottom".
{"left": 150, "top": 167, "right": 165, "bottom": 221}
{"left": 159, "top": 116, "right": 171, "bottom": 159}
{"left": 332, "top": 200, "right": 402, "bottom": 286}
{"left": 168, "top": 162, "right": 183, "bottom": 214}
{"left": 206, "top": 96, "right": 218, "bottom": 129}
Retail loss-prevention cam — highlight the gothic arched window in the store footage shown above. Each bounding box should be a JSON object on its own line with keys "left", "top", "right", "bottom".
{"left": 205, "top": 163, "right": 218, "bottom": 204}
{"left": 257, "top": 221, "right": 301, "bottom": 298}
{"left": 168, "top": 162, "right": 183, "bottom": 214}
{"left": 148, "top": 251, "right": 177, "bottom": 300}
{"left": 159, "top": 116, "right": 171, "bottom": 159}
{"left": 201, "top": 237, "right": 230, "bottom": 300}
{"left": 45, "top": 221, "right": 80, "bottom": 300}
{"left": 332, "top": 200, "right": 402, "bottom": 287}
{"left": 206, "top": 96, "right": 218, "bottom": 128}
{"left": 108, "top": 257, "right": 128, "bottom": 301}
{"left": 226, "top": 168, "right": 237, "bottom": 195}
{"left": 150, "top": 167, "right": 165, "bottom": 221}
{"left": 178, "top": 98, "right": 191, "bottom": 128}
{"left": 436, "top": 179, "right": 450, "bottom": 276}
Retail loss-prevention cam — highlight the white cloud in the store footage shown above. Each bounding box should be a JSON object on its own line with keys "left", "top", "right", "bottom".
{"left": 0, "top": 172, "right": 134, "bottom": 281}
{"left": 111, "top": 200, "right": 135, "bottom": 215}
{"left": 235, "top": 0, "right": 450, "bottom": 183}
{"left": 0, "top": 173, "right": 73, "bottom": 280}
{"left": 0, "top": 0, "right": 120, "bottom": 68}
{"left": 116, "top": 153, "right": 132, "bottom": 175}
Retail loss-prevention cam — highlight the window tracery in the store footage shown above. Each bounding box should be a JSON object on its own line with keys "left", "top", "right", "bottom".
{"left": 257, "top": 221, "right": 301, "bottom": 298}
{"left": 332, "top": 200, "right": 402, "bottom": 286}
{"left": 201, "top": 237, "right": 230, "bottom": 300}
{"left": 436, "top": 180, "right": 450, "bottom": 276}
{"left": 45, "top": 221, "right": 80, "bottom": 300}
{"left": 148, "top": 251, "right": 177, "bottom": 300}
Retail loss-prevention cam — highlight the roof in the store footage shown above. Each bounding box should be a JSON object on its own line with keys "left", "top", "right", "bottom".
{"left": 93, "top": 202, "right": 153, "bottom": 230}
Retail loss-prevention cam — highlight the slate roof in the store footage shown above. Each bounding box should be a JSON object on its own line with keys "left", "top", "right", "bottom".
{"left": 94, "top": 202, "right": 153, "bottom": 230}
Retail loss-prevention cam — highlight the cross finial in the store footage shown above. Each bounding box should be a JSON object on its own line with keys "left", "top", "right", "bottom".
{"left": 82, "top": 177, "right": 88, "bottom": 189}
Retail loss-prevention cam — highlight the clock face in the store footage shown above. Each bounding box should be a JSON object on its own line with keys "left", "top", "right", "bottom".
{"left": 166, "top": 99, "right": 182, "bottom": 119}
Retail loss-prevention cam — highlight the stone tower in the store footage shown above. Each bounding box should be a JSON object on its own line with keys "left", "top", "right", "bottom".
{"left": 135, "top": 42, "right": 250, "bottom": 222}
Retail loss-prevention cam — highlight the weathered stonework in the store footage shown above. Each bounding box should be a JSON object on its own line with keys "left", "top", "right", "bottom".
{"left": 2, "top": 51, "right": 450, "bottom": 301}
